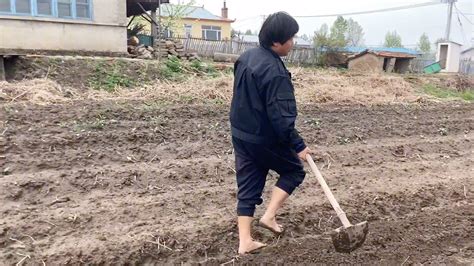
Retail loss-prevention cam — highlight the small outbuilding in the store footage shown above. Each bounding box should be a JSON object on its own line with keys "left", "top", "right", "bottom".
{"left": 436, "top": 41, "right": 462, "bottom": 73}
{"left": 347, "top": 48, "right": 418, "bottom": 74}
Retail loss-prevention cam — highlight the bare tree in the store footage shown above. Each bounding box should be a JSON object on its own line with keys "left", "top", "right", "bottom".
{"left": 160, "top": 0, "right": 196, "bottom": 37}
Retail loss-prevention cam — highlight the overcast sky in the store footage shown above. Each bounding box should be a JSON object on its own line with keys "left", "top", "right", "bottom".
{"left": 174, "top": 0, "right": 473, "bottom": 49}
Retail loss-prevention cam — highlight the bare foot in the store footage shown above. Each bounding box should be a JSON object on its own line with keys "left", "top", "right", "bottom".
{"left": 238, "top": 239, "right": 267, "bottom": 255}
{"left": 259, "top": 216, "right": 284, "bottom": 234}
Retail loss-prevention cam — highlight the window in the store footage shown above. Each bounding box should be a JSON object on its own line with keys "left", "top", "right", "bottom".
{"left": 184, "top": 24, "right": 192, "bottom": 38}
{"left": 15, "top": 0, "right": 30, "bottom": 13}
{"left": 0, "top": 0, "right": 10, "bottom": 12}
{"left": 0, "top": 0, "right": 91, "bottom": 19}
{"left": 202, "top": 25, "right": 221, "bottom": 41}
{"left": 58, "top": 0, "right": 71, "bottom": 17}
{"left": 37, "top": 0, "right": 52, "bottom": 15}
{"left": 76, "top": 0, "right": 89, "bottom": 18}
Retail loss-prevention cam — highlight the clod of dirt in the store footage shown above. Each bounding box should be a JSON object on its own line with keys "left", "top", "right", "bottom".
{"left": 445, "top": 246, "right": 459, "bottom": 256}
{"left": 19, "top": 180, "right": 46, "bottom": 189}
{"left": 2, "top": 167, "right": 11, "bottom": 175}
{"left": 438, "top": 127, "right": 448, "bottom": 136}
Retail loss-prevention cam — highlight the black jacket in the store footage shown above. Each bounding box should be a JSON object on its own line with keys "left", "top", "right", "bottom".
{"left": 230, "top": 47, "right": 306, "bottom": 153}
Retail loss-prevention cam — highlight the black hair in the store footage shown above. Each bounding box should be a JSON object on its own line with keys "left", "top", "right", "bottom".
{"left": 258, "top": 12, "right": 299, "bottom": 48}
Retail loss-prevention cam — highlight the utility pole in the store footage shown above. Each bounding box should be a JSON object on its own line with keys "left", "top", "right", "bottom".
{"left": 158, "top": 0, "right": 162, "bottom": 39}
{"left": 151, "top": 8, "right": 157, "bottom": 45}
{"left": 443, "top": 0, "right": 457, "bottom": 41}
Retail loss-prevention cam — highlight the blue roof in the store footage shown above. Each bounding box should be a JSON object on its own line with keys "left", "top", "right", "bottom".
{"left": 344, "top": 46, "right": 421, "bottom": 55}
{"left": 160, "top": 4, "right": 228, "bottom": 21}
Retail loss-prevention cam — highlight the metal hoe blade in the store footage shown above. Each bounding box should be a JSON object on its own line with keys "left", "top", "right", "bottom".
{"left": 331, "top": 221, "right": 369, "bottom": 253}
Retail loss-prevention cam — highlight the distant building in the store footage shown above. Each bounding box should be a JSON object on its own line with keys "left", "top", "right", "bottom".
{"left": 436, "top": 41, "right": 462, "bottom": 73}
{"left": 347, "top": 47, "right": 420, "bottom": 74}
{"left": 159, "top": 2, "right": 234, "bottom": 40}
{"left": 461, "top": 47, "right": 474, "bottom": 61}
{"left": 235, "top": 34, "right": 312, "bottom": 48}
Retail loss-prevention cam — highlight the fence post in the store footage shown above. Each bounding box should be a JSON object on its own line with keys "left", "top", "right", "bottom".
{"left": 167, "top": 37, "right": 317, "bottom": 63}
{"left": 0, "top": 56, "right": 5, "bottom": 81}
{"left": 459, "top": 59, "right": 473, "bottom": 75}
{"left": 185, "top": 36, "right": 189, "bottom": 51}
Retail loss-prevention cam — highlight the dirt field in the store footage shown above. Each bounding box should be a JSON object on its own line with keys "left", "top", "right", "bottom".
{"left": 1, "top": 93, "right": 473, "bottom": 264}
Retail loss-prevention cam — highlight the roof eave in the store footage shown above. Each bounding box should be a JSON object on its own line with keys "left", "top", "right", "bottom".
{"left": 461, "top": 47, "right": 474, "bottom": 54}
{"left": 174, "top": 16, "right": 235, "bottom": 23}
{"left": 348, "top": 50, "right": 417, "bottom": 61}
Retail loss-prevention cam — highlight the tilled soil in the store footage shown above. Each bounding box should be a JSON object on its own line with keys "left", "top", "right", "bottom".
{"left": 1, "top": 100, "right": 473, "bottom": 265}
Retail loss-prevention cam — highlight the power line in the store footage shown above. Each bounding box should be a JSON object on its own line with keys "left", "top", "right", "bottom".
{"left": 233, "top": 16, "right": 260, "bottom": 24}
{"left": 293, "top": 2, "right": 442, "bottom": 18}
{"left": 445, "top": 0, "right": 455, "bottom": 41}
{"left": 454, "top": 4, "right": 470, "bottom": 45}
{"left": 454, "top": 4, "right": 474, "bottom": 24}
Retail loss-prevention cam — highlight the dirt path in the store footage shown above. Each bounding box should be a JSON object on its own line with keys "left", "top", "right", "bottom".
{"left": 1, "top": 101, "right": 473, "bottom": 264}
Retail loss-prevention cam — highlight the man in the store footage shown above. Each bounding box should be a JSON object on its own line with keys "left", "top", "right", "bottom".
{"left": 230, "top": 12, "right": 311, "bottom": 255}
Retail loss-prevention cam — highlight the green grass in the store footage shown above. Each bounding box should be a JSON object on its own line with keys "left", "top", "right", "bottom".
{"left": 72, "top": 115, "right": 108, "bottom": 132}
{"left": 303, "top": 118, "right": 322, "bottom": 129}
{"left": 139, "top": 100, "right": 171, "bottom": 112}
{"left": 423, "top": 84, "right": 474, "bottom": 102}
{"left": 88, "top": 61, "right": 134, "bottom": 91}
{"left": 85, "top": 57, "right": 229, "bottom": 90}
{"left": 165, "top": 56, "right": 183, "bottom": 73}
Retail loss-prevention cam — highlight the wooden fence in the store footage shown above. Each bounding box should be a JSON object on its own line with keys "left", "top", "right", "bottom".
{"left": 410, "top": 58, "right": 474, "bottom": 75}
{"left": 168, "top": 37, "right": 474, "bottom": 70}
{"left": 170, "top": 36, "right": 316, "bottom": 64}
{"left": 284, "top": 47, "right": 317, "bottom": 64}
{"left": 410, "top": 58, "right": 436, "bottom": 73}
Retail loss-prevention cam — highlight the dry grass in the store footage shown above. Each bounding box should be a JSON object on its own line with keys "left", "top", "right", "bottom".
{"left": 291, "top": 68, "right": 418, "bottom": 104}
{"left": 89, "top": 75, "right": 233, "bottom": 104}
{"left": 0, "top": 68, "right": 439, "bottom": 106}
{"left": 0, "top": 79, "right": 73, "bottom": 105}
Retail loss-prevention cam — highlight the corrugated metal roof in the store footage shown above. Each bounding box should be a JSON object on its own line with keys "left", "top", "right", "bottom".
{"left": 294, "top": 38, "right": 312, "bottom": 46}
{"left": 348, "top": 49, "right": 417, "bottom": 61}
{"left": 239, "top": 35, "right": 259, "bottom": 43}
{"left": 462, "top": 47, "right": 474, "bottom": 54}
{"left": 238, "top": 34, "right": 312, "bottom": 47}
{"left": 372, "top": 51, "right": 417, "bottom": 58}
{"left": 344, "top": 46, "right": 420, "bottom": 55}
{"left": 159, "top": 4, "right": 231, "bottom": 21}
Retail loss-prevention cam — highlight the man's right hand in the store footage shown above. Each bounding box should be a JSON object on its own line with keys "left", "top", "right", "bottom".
{"left": 297, "top": 147, "right": 312, "bottom": 162}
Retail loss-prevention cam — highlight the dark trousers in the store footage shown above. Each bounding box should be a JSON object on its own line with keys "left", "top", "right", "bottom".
{"left": 232, "top": 137, "right": 306, "bottom": 217}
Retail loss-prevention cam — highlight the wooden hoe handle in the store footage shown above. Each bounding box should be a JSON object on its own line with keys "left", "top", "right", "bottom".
{"left": 306, "top": 154, "right": 352, "bottom": 228}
